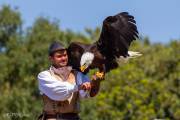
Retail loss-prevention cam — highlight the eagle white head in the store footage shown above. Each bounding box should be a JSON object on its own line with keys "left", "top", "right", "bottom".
{"left": 80, "top": 52, "right": 94, "bottom": 72}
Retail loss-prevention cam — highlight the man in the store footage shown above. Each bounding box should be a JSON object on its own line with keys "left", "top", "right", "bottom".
{"left": 37, "top": 41, "right": 102, "bottom": 120}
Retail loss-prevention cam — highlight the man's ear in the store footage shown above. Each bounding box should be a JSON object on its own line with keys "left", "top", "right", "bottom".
{"left": 49, "top": 56, "right": 53, "bottom": 62}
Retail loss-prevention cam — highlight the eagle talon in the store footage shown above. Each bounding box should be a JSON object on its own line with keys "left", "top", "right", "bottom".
{"left": 95, "top": 72, "right": 105, "bottom": 79}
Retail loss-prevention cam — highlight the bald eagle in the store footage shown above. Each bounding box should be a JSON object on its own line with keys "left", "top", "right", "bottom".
{"left": 67, "top": 12, "right": 141, "bottom": 79}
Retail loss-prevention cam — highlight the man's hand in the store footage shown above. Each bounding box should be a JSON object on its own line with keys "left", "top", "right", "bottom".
{"left": 79, "top": 82, "right": 91, "bottom": 91}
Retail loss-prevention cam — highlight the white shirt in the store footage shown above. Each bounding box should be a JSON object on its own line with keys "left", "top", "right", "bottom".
{"left": 37, "top": 70, "right": 90, "bottom": 101}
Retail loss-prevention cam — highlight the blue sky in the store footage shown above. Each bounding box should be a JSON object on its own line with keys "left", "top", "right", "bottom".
{"left": 0, "top": 0, "right": 180, "bottom": 43}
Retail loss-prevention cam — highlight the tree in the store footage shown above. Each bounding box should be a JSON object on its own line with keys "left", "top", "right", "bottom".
{"left": 0, "top": 5, "right": 22, "bottom": 52}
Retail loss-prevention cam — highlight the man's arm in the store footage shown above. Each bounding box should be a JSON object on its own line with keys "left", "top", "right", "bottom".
{"left": 38, "top": 71, "right": 79, "bottom": 101}
{"left": 75, "top": 72, "right": 102, "bottom": 98}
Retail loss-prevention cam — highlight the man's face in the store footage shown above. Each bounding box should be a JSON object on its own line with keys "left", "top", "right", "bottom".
{"left": 49, "top": 50, "right": 68, "bottom": 68}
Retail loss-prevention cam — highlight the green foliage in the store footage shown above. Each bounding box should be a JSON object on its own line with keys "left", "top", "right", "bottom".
{"left": 0, "top": 5, "right": 180, "bottom": 120}
{"left": 0, "top": 5, "right": 22, "bottom": 49}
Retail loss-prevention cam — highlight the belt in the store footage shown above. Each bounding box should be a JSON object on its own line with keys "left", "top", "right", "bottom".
{"left": 45, "top": 113, "right": 79, "bottom": 119}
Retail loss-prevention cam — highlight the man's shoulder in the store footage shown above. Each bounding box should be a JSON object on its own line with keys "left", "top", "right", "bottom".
{"left": 39, "top": 69, "right": 50, "bottom": 74}
{"left": 38, "top": 70, "right": 51, "bottom": 77}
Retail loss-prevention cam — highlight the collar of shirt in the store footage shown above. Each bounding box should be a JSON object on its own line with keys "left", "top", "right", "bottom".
{"left": 50, "top": 65, "right": 72, "bottom": 80}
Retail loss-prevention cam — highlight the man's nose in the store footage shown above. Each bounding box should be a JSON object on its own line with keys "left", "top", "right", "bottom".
{"left": 62, "top": 56, "right": 67, "bottom": 60}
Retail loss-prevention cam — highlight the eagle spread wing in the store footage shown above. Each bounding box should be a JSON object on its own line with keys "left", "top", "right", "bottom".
{"left": 96, "top": 12, "right": 138, "bottom": 72}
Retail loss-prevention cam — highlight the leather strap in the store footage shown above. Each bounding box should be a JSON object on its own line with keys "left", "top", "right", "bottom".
{"left": 46, "top": 113, "right": 79, "bottom": 119}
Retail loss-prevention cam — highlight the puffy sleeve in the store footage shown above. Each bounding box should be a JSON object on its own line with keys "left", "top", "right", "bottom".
{"left": 37, "top": 71, "right": 78, "bottom": 101}
{"left": 76, "top": 72, "right": 91, "bottom": 99}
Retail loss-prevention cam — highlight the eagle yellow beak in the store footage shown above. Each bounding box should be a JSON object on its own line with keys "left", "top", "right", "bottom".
{"left": 80, "top": 65, "right": 86, "bottom": 72}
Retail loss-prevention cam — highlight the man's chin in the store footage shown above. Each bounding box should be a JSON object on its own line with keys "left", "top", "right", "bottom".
{"left": 59, "top": 63, "right": 68, "bottom": 67}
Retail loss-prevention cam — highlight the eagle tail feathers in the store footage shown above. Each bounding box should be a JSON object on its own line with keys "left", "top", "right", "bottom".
{"left": 116, "top": 51, "right": 142, "bottom": 64}
{"left": 128, "top": 51, "right": 142, "bottom": 58}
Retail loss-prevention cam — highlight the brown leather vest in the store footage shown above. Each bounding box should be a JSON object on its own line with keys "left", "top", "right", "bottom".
{"left": 42, "top": 70, "right": 80, "bottom": 114}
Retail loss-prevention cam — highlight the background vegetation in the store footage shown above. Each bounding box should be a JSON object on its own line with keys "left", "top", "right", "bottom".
{"left": 0, "top": 5, "right": 179, "bottom": 120}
